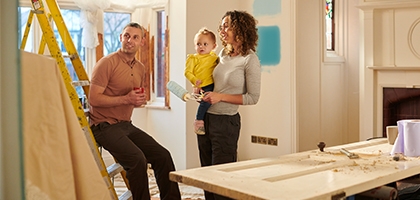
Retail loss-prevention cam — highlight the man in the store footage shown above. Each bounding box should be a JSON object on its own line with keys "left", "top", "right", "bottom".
{"left": 89, "top": 22, "right": 181, "bottom": 200}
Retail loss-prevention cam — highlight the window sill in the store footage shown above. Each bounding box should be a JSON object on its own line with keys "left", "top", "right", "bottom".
{"left": 324, "top": 51, "right": 345, "bottom": 63}
{"left": 143, "top": 101, "right": 170, "bottom": 110}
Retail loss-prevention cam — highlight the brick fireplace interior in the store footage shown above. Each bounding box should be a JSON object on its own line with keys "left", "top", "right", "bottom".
{"left": 382, "top": 88, "right": 420, "bottom": 137}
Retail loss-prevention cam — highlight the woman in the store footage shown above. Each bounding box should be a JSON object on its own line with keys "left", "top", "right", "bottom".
{"left": 199, "top": 10, "right": 261, "bottom": 200}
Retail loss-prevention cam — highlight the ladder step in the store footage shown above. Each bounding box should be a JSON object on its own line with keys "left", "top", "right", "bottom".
{"left": 107, "top": 163, "right": 124, "bottom": 178}
{"left": 72, "top": 80, "right": 90, "bottom": 87}
{"left": 118, "top": 190, "right": 132, "bottom": 200}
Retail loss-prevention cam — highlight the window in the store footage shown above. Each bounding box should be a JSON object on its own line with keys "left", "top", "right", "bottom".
{"left": 146, "top": 8, "right": 169, "bottom": 108}
{"left": 17, "top": 2, "right": 164, "bottom": 107}
{"left": 103, "top": 12, "right": 131, "bottom": 55}
{"left": 18, "top": 6, "right": 86, "bottom": 97}
{"left": 53, "top": 9, "right": 85, "bottom": 98}
{"left": 325, "top": 0, "right": 334, "bottom": 51}
{"left": 18, "top": 7, "right": 34, "bottom": 52}
{"left": 156, "top": 10, "right": 166, "bottom": 98}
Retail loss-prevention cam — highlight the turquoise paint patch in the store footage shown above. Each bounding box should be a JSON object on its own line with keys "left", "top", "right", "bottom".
{"left": 257, "top": 26, "right": 280, "bottom": 66}
{"left": 253, "top": 0, "right": 281, "bottom": 16}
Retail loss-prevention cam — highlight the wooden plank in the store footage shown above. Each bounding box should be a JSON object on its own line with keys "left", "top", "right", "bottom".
{"left": 170, "top": 139, "right": 420, "bottom": 199}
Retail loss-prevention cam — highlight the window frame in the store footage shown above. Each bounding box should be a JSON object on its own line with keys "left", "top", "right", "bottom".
{"left": 323, "top": 0, "right": 345, "bottom": 63}
{"left": 145, "top": 6, "right": 170, "bottom": 109}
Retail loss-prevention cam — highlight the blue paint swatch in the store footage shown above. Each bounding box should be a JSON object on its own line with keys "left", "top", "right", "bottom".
{"left": 257, "top": 26, "right": 280, "bottom": 66}
{"left": 253, "top": 0, "right": 281, "bottom": 16}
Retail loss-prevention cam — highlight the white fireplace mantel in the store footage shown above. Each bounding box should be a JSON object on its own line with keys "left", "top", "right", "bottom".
{"left": 359, "top": 0, "right": 420, "bottom": 141}
{"left": 367, "top": 66, "right": 420, "bottom": 71}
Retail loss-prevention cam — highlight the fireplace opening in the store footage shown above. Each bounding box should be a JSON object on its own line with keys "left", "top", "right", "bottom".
{"left": 383, "top": 88, "right": 420, "bottom": 137}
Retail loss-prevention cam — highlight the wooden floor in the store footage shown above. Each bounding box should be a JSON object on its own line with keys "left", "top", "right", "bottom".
{"left": 103, "top": 150, "right": 204, "bottom": 200}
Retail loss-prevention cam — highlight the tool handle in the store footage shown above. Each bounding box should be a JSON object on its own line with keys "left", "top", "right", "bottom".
{"left": 340, "top": 148, "right": 351, "bottom": 156}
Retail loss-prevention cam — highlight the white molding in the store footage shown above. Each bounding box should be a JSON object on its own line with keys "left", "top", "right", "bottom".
{"left": 290, "top": 0, "right": 297, "bottom": 153}
{"left": 357, "top": 0, "right": 420, "bottom": 10}
{"left": 367, "top": 66, "right": 420, "bottom": 70}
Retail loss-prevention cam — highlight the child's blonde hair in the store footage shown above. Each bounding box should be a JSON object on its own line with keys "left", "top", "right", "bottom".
{"left": 194, "top": 27, "right": 217, "bottom": 45}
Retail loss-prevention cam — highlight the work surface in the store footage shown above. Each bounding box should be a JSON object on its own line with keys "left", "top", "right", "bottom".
{"left": 170, "top": 139, "right": 420, "bottom": 200}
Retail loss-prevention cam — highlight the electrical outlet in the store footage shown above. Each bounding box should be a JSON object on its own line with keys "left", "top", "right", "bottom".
{"left": 252, "top": 135, "right": 277, "bottom": 146}
{"left": 267, "top": 138, "right": 278, "bottom": 146}
{"left": 251, "top": 135, "right": 258, "bottom": 143}
{"left": 257, "top": 136, "right": 267, "bottom": 144}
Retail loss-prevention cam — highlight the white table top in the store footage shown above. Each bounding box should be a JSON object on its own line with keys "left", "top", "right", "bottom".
{"left": 170, "top": 139, "right": 420, "bottom": 200}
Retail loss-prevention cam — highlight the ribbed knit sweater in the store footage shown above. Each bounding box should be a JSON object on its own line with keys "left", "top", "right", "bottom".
{"left": 207, "top": 49, "right": 261, "bottom": 115}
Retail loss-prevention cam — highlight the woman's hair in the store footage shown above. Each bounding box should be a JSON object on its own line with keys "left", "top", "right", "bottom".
{"left": 219, "top": 10, "right": 258, "bottom": 56}
{"left": 195, "top": 27, "right": 217, "bottom": 44}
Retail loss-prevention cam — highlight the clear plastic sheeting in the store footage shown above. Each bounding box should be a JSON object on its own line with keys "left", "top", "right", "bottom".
{"left": 72, "top": 0, "right": 110, "bottom": 48}
{"left": 72, "top": 0, "right": 110, "bottom": 11}
{"left": 72, "top": 0, "right": 167, "bottom": 48}
{"left": 110, "top": 0, "right": 167, "bottom": 12}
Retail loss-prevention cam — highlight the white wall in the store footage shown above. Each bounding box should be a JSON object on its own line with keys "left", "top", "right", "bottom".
{"left": 1, "top": 0, "right": 364, "bottom": 197}
{"left": 133, "top": 0, "right": 361, "bottom": 169}
{"left": 234, "top": 1, "right": 297, "bottom": 159}
{"left": 185, "top": 0, "right": 241, "bottom": 167}
{"left": 132, "top": 0, "right": 189, "bottom": 170}
{"left": 169, "top": 0, "right": 296, "bottom": 167}
{"left": 296, "top": 0, "right": 360, "bottom": 151}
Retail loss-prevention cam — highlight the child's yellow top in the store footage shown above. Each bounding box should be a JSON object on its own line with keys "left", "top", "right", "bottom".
{"left": 184, "top": 51, "right": 219, "bottom": 87}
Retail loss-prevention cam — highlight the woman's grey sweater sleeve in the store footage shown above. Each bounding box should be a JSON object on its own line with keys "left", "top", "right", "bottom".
{"left": 242, "top": 53, "right": 261, "bottom": 105}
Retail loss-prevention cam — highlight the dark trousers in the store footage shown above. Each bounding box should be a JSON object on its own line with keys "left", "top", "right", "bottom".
{"left": 197, "top": 113, "right": 241, "bottom": 200}
{"left": 91, "top": 121, "right": 181, "bottom": 200}
{"left": 196, "top": 83, "right": 214, "bottom": 120}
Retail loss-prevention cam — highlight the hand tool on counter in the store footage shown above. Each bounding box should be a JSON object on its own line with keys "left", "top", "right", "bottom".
{"left": 340, "top": 148, "right": 360, "bottom": 159}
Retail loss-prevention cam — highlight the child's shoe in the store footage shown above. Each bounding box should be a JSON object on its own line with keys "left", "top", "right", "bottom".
{"left": 194, "top": 120, "right": 205, "bottom": 135}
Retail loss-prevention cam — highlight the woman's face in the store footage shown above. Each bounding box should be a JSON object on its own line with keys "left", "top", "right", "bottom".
{"left": 219, "top": 16, "right": 236, "bottom": 45}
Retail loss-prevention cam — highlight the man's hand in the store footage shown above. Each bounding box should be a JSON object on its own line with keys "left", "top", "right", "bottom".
{"left": 128, "top": 88, "right": 146, "bottom": 107}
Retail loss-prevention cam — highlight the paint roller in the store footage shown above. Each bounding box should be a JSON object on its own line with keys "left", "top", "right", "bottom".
{"left": 166, "top": 81, "right": 202, "bottom": 102}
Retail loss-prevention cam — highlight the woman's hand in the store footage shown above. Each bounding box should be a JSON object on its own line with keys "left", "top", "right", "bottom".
{"left": 202, "top": 92, "right": 223, "bottom": 104}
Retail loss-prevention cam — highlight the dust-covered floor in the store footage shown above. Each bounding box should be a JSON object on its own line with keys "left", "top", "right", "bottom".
{"left": 103, "top": 149, "right": 204, "bottom": 199}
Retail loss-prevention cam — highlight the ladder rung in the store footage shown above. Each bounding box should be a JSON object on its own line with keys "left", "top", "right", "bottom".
{"left": 31, "top": 9, "right": 44, "bottom": 14}
{"left": 45, "top": 54, "right": 71, "bottom": 58}
{"left": 107, "top": 163, "right": 124, "bottom": 178}
{"left": 72, "top": 80, "right": 90, "bottom": 87}
{"left": 118, "top": 190, "right": 132, "bottom": 200}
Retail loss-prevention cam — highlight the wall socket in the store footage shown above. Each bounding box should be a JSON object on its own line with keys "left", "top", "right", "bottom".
{"left": 251, "top": 135, "right": 278, "bottom": 146}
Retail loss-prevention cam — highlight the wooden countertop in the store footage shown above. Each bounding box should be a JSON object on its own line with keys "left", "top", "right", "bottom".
{"left": 170, "top": 139, "right": 420, "bottom": 199}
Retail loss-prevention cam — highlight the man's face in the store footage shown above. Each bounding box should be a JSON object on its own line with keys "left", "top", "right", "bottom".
{"left": 120, "top": 26, "right": 144, "bottom": 54}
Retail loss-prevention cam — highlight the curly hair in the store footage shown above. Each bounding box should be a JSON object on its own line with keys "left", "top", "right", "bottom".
{"left": 218, "top": 10, "right": 258, "bottom": 56}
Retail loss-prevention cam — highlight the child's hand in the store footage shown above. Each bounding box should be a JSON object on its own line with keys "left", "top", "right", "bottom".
{"left": 194, "top": 80, "right": 202, "bottom": 94}
{"left": 195, "top": 80, "right": 202, "bottom": 87}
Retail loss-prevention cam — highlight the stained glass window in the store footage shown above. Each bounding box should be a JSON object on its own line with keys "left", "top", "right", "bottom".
{"left": 325, "top": 0, "right": 334, "bottom": 51}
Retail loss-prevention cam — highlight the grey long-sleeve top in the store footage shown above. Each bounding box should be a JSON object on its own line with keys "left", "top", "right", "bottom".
{"left": 207, "top": 49, "right": 261, "bottom": 115}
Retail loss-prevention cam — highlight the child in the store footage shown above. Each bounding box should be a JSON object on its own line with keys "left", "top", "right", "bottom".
{"left": 184, "top": 27, "right": 219, "bottom": 135}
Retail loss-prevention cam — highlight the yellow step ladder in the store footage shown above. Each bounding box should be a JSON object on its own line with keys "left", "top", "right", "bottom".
{"left": 21, "top": 0, "right": 131, "bottom": 199}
